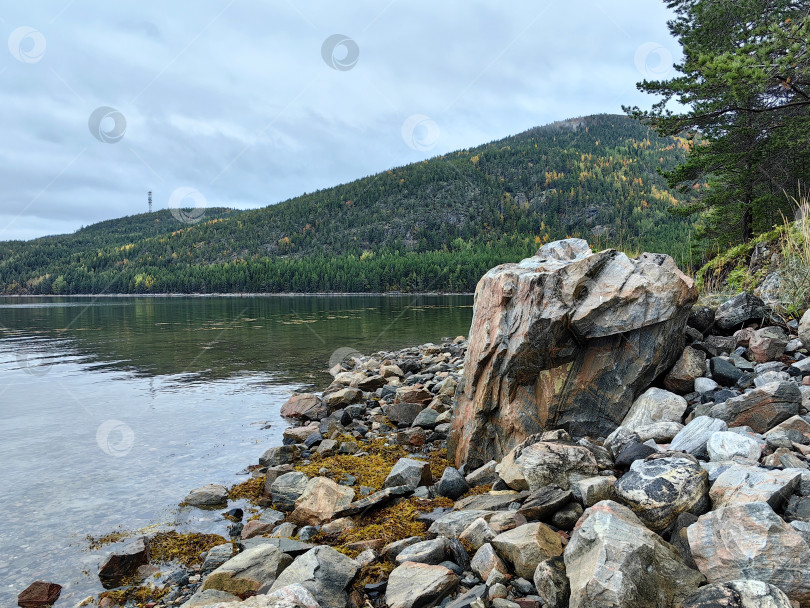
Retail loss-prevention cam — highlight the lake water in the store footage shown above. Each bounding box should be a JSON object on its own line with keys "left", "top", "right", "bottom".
{"left": 0, "top": 295, "right": 473, "bottom": 606}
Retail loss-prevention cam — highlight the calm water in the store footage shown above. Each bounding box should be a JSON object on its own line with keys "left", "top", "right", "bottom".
{"left": 0, "top": 295, "right": 473, "bottom": 606}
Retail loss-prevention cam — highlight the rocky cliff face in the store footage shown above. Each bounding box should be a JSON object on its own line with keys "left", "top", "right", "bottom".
{"left": 449, "top": 239, "right": 696, "bottom": 468}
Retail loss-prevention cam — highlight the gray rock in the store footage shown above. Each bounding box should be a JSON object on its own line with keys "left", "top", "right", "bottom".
{"left": 491, "top": 522, "right": 563, "bottom": 579}
{"left": 709, "top": 463, "right": 801, "bottom": 509}
{"left": 202, "top": 544, "right": 293, "bottom": 597}
{"left": 395, "top": 537, "right": 448, "bottom": 565}
{"left": 715, "top": 292, "right": 766, "bottom": 330}
{"left": 706, "top": 430, "right": 761, "bottom": 462}
{"left": 614, "top": 456, "right": 709, "bottom": 532}
{"left": 269, "top": 472, "right": 309, "bottom": 511}
{"left": 437, "top": 467, "right": 470, "bottom": 500}
{"left": 496, "top": 441, "right": 598, "bottom": 492}
{"left": 412, "top": 408, "right": 440, "bottom": 429}
{"left": 517, "top": 486, "right": 573, "bottom": 520}
{"left": 670, "top": 416, "right": 728, "bottom": 458}
{"left": 445, "top": 585, "right": 487, "bottom": 608}
{"left": 202, "top": 543, "right": 235, "bottom": 573}
{"left": 749, "top": 326, "right": 789, "bottom": 363}
{"left": 620, "top": 387, "right": 687, "bottom": 441}
{"left": 664, "top": 347, "right": 707, "bottom": 394}
{"left": 179, "top": 588, "right": 240, "bottom": 607}
{"left": 259, "top": 445, "right": 302, "bottom": 468}
{"left": 384, "top": 457, "right": 433, "bottom": 490}
{"left": 268, "top": 546, "right": 358, "bottom": 608}
{"left": 385, "top": 562, "right": 458, "bottom": 608}
{"left": 799, "top": 309, "right": 810, "bottom": 351}
{"left": 688, "top": 501, "right": 810, "bottom": 604}
{"left": 754, "top": 370, "right": 790, "bottom": 387}
{"left": 184, "top": 484, "right": 228, "bottom": 508}
{"left": 465, "top": 460, "right": 500, "bottom": 487}
{"left": 459, "top": 518, "right": 496, "bottom": 551}
{"left": 576, "top": 476, "right": 616, "bottom": 508}
{"left": 382, "top": 536, "right": 425, "bottom": 561}
{"left": 533, "top": 556, "right": 569, "bottom": 608}
{"left": 323, "top": 387, "right": 363, "bottom": 411}
{"left": 428, "top": 510, "right": 493, "bottom": 538}
{"left": 470, "top": 543, "right": 509, "bottom": 582}
{"left": 710, "top": 382, "right": 801, "bottom": 433}
{"left": 679, "top": 580, "right": 793, "bottom": 608}
{"left": 551, "top": 502, "right": 583, "bottom": 530}
{"left": 603, "top": 426, "right": 642, "bottom": 459}
{"left": 710, "top": 357, "right": 743, "bottom": 386}
{"left": 565, "top": 500, "right": 704, "bottom": 608}
{"left": 669, "top": 512, "right": 699, "bottom": 569}
{"left": 694, "top": 377, "right": 719, "bottom": 395}
{"left": 332, "top": 485, "right": 411, "bottom": 518}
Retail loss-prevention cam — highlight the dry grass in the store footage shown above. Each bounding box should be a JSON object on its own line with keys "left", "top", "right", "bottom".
{"left": 777, "top": 187, "right": 810, "bottom": 316}
{"left": 148, "top": 531, "right": 229, "bottom": 567}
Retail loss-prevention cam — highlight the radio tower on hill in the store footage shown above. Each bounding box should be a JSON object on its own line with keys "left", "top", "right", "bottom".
{"left": 148, "top": 190, "right": 153, "bottom": 213}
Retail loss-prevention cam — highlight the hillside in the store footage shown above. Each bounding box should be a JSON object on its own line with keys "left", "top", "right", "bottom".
{"left": 0, "top": 114, "right": 696, "bottom": 294}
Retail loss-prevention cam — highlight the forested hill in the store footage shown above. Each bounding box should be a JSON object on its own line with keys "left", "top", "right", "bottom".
{"left": 0, "top": 114, "right": 696, "bottom": 294}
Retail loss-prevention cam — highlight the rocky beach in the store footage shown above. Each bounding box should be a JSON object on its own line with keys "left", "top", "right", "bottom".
{"left": 27, "top": 239, "right": 810, "bottom": 608}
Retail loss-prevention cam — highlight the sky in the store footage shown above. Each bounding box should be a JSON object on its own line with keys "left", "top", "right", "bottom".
{"left": 0, "top": 1, "right": 680, "bottom": 241}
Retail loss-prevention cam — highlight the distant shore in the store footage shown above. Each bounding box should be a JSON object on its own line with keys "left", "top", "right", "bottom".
{"left": 0, "top": 292, "right": 475, "bottom": 298}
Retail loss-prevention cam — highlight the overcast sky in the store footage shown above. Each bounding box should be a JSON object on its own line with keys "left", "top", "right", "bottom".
{"left": 0, "top": 1, "right": 679, "bottom": 241}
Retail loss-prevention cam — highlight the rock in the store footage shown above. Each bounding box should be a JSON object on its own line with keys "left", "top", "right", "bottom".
{"left": 413, "top": 408, "right": 440, "bottom": 429}
{"left": 470, "top": 543, "right": 509, "bottom": 582}
{"left": 316, "top": 439, "right": 338, "bottom": 456}
{"left": 449, "top": 241, "right": 696, "bottom": 468}
{"left": 265, "top": 465, "right": 296, "bottom": 491}
{"left": 202, "top": 543, "right": 292, "bottom": 597}
{"left": 614, "top": 456, "right": 709, "bottom": 532}
{"left": 395, "top": 386, "right": 435, "bottom": 405}
{"left": 184, "top": 484, "right": 228, "bottom": 508}
{"left": 604, "top": 426, "right": 642, "bottom": 459}
{"left": 496, "top": 441, "right": 598, "bottom": 492}
{"left": 269, "top": 472, "right": 309, "bottom": 511}
{"left": 750, "top": 326, "right": 789, "bottom": 363}
{"left": 241, "top": 519, "right": 277, "bottom": 540}
{"left": 679, "top": 580, "right": 793, "bottom": 608}
{"left": 459, "top": 518, "right": 496, "bottom": 551}
{"left": 429, "top": 510, "right": 493, "bottom": 538}
{"left": 465, "top": 461, "right": 500, "bottom": 487}
{"left": 706, "top": 430, "right": 761, "bottom": 462}
{"left": 437, "top": 467, "right": 470, "bottom": 500}
{"left": 384, "top": 458, "right": 432, "bottom": 490}
{"left": 670, "top": 416, "right": 729, "bottom": 458}
{"left": 333, "top": 485, "right": 411, "bottom": 518}
{"left": 355, "top": 374, "right": 385, "bottom": 391}
{"left": 385, "top": 562, "right": 458, "bottom": 608}
{"left": 688, "top": 501, "right": 810, "bottom": 603}
{"left": 323, "top": 387, "right": 363, "bottom": 412}
{"left": 382, "top": 536, "right": 425, "bottom": 561}
{"left": 280, "top": 393, "right": 327, "bottom": 421}
{"left": 268, "top": 546, "right": 358, "bottom": 608}
{"left": 664, "top": 347, "right": 707, "bottom": 394}
{"left": 710, "top": 382, "right": 801, "bottom": 433}
{"left": 710, "top": 357, "right": 744, "bottom": 386}
{"left": 386, "top": 402, "right": 425, "bottom": 426}
{"left": 395, "top": 537, "right": 448, "bottom": 565}
{"left": 288, "top": 477, "right": 355, "bottom": 526}
{"left": 180, "top": 588, "right": 240, "bottom": 607}
{"left": 689, "top": 306, "right": 715, "bottom": 333}
{"left": 708, "top": 463, "right": 801, "bottom": 509}
{"left": 98, "top": 537, "right": 149, "bottom": 589}
{"left": 202, "top": 543, "right": 235, "bottom": 573}
{"left": 694, "top": 377, "right": 719, "bottom": 394}
{"left": 614, "top": 441, "right": 657, "bottom": 469}
{"left": 381, "top": 364, "right": 405, "bottom": 378}
{"left": 17, "top": 581, "right": 62, "bottom": 608}
{"left": 565, "top": 500, "right": 703, "bottom": 608}
{"left": 533, "top": 557, "right": 569, "bottom": 608}
{"left": 491, "top": 522, "right": 563, "bottom": 579}
{"left": 715, "top": 293, "right": 766, "bottom": 330}
{"left": 265, "top": 583, "right": 320, "bottom": 608}
{"left": 259, "top": 445, "right": 302, "bottom": 468}
{"left": 517, "top": 486, "right": 573, "bottom": 520}
{"left": 445, "top": 585, "right": 487, "bottom": 608}
{"left": 551, "top": 502, "right": 583, "bottom": 530}
{"left": 799, "top": 309, "right": 810, "bottom": 349}
{"left": 621, "top": 387, "right": 687, "bottom": 441}
{"left": 576, "top": 476, "right": 616, "bottom": 507}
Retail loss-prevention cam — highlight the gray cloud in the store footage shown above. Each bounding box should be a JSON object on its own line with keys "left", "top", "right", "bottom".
{"left": 0, "top": 0, "right": 679, "bottom": 241}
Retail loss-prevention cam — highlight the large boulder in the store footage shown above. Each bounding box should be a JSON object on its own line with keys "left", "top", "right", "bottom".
{"left": 288, "top": 477, "right": 355, "bottom": 526}
{"left": 670, "top": 416, "right": 728, "bottom": 458}
{"left": 565, "top": 500, "right": 704, "bottom": 608}
{"left": 269, "top": 472, "right": 309, "bottom": 511}
{"left": 715, "top": 293, "right": 766, "bottom": 330}
{"left": 268, "top": 546, "right": 358, "bottom": 608}
{"left": 202, "top": 544, "right": 293, "bottom": 597}
{"left": 799, "top": 309, "right": 810, "bottom": 349}
{"left": 708, "top": 464, "right": 801, "bottom": 509}
{"left": 495, "top": 439, "right": 598, "bottom": 492}
{"left": 384, "top": 458, "right": 432, "bottom": 490}
{"left": 280, "top": 393, "right": 327, "bottom": 421}
{"left": 679, "top": 580, "right": 793, "bottom": 608}
{"left": 184, "top": 484, "right": 229, "bottom": 508}
{"left": 687, "top": 501, "right": 810, "bottom": 603}
{"left": 449, "top": 240, "right": 696, "bottom": 468}
{"left": 710, "top": 382, "right": 801, "bottom": 433}
{"left": 385, "top": 562, "right": 458, "bottom": 608}
{"left": 614, "top": 456, "right": 709, "bottom": 532}
{"left": 706, "top": 431, "right": 761, "bottom": 462}
{"left": 491, "top": 522, "right": 563, "bottom": 579}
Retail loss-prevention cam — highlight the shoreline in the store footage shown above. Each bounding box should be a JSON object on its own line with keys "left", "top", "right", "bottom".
{"left": 0, "top": 292, "right": 474, "bottom": 299}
